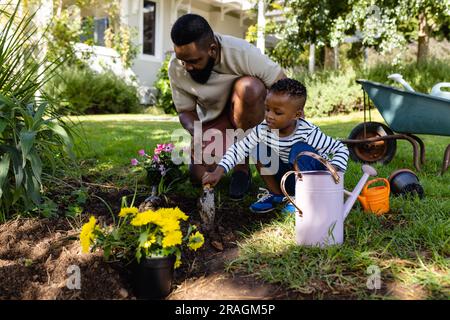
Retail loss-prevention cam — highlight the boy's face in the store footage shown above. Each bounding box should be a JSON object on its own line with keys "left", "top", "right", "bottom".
{"left": 265, "top": 91, "right": 304, "bottom": 130}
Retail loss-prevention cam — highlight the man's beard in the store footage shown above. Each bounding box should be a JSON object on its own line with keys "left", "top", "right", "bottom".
{"left": 188, "top": 57, "right": 215, "bottom": 84}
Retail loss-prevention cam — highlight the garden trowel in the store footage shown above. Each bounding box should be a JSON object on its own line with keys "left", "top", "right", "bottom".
{"left": 199, "top": 184, "right": 215, "bottom": 231}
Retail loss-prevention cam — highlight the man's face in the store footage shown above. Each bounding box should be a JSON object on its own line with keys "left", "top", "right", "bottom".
{"left": 174, "top": 41, "right": 216, "bottom": 84}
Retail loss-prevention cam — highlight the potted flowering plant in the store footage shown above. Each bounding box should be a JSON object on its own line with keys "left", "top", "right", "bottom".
{"left": 131, "top": 143, "right": 183, "bottom": 196}
{"left": 80, "top": 206, "right": 204, "bottom": 299}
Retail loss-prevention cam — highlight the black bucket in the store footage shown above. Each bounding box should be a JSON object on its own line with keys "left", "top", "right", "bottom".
{"left": 131, "top": 255, "right": 175, "bottom": 300}
{"left": 388, "top": 169, "right": 424, "bottom": 199}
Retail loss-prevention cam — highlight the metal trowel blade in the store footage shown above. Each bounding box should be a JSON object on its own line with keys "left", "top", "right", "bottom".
{"left": 199, "top": 184, "right": 215, "bottom": 230}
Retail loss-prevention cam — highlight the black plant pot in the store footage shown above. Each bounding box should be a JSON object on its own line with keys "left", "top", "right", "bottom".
{"left": 130, "top": 255, "right": 175, "bottom": 300}
{"left": 388, "top": 169, "right": 424, "bottom": 199}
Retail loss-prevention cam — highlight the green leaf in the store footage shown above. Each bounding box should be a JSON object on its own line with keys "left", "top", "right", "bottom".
{"left": 10, "top": 149, "right": 23, "bottom": 189}
{"left": 34, "top": 102, "right": 47, "bottom": 120}
{"left": 19, "top": 130, "right": 36, "bottom": 167}
{"left": 31, "top": 102, "right": 47, "bottom": 131}
{"left": 27, "top": 149, "right": 42, "bottom": 185}
{"left": 24, "top": 166, "right": 40, "bottom": 205}
{"left": 45, "top": 121, "right": 75, "bottom": 158}
{"left": 0, "top": 153, "right": 11, "bottom": 198}
{"left": 0, "top": 118, "right": 7, "bottom": 135}
{"left": 138, "top": 231, "right": 149, "bottom": 247}
{"left": 104, "top": 246, "right": 111, "bottom": 260}
{"left": 135, "top": 249, "right": 142, "bottom": 263}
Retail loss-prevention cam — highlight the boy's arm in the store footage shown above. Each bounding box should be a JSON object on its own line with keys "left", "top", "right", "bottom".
{"left": 202, "top": 126, "right": 261, "bottom": 186}
{"left": 218, "top": 126, "right": 261, "bottom": 173}
{"left": 306, "top": 126, "right": 349, "bottom": 172}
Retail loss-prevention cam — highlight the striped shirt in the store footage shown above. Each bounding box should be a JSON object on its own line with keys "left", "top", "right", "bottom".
{"left": 218, "top": 119, "right": 349, "bottom": 173}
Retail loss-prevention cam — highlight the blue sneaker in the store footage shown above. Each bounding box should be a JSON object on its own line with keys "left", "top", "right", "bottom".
{"left": 250, "top": 188, "right": 285, "bottom": 213}
{"left": 281, "top": 201, "right": 297, "bottom": 216}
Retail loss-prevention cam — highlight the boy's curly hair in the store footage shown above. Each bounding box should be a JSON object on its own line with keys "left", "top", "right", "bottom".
{"left": 269, "top": 78, "right": 307, "bottom": 102}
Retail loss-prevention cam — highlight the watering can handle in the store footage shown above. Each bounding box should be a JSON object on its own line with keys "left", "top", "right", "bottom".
{"left": 280, "top": 171, "right": 303, "bottom": 216}
{"left": 292, "top": 151, "right": 340, "bottom": 184}
{"left": 279, "top": 151, "right": 340, "bottom": 217}
{"left": 362, "top": 178, "right": 390, "bottom": 195}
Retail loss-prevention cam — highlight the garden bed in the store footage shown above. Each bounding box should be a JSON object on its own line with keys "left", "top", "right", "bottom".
{"left": 0, "top": 186, "right": 300, "bottom": 300}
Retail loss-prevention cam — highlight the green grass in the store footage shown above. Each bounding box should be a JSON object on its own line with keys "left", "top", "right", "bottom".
{"left": 69, "top": 114, "right": 184, "bottom": 187}
{"left": 71, "top": 112, "right": 449, "bottom": 299}
{"left": 228, "top": 113, "right": 450, "bottom": 300}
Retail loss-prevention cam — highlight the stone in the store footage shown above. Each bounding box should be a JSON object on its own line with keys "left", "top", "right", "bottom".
{"left": 211, "top": 241, "right": 224, "bottom": 251}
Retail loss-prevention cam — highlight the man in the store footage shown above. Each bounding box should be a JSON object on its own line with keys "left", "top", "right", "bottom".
{"left": 168, "top": 13, "right": 285, "bottom": 201}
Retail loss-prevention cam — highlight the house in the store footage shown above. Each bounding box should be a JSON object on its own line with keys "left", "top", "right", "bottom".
{"left": 28, "top": 0, "right": 256, "bottom": 90}
{"left": 12, "top": 0, "right": 279, "bottom": 104}
{"left": 122, "top": 0, "right": 256, "bottom": 87}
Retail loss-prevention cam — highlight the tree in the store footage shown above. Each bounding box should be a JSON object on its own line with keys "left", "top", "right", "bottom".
{"left": 399, "top": 0, "right": 450, "bottom": 64}
{"left": 278, "top": 0, "right": 351, "bottom": 70}
{"left": 344, "top": 0, "right": 450, "bottom": 64}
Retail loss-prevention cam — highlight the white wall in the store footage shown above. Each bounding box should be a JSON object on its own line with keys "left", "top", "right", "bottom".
{"left": 126, "top": 0, "right": 252, "bottom": 88}
{"left": 209, "top": 11, "right": 248, "bottom": 39}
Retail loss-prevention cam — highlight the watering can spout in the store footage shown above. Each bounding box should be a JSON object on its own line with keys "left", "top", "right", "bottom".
{"left": 343, "top": 165, "right": 377, "bottom": 219}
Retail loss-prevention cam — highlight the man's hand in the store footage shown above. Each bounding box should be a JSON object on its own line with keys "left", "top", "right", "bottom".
{"left": 202, "top": 166, "right": 225, "bottom": 187}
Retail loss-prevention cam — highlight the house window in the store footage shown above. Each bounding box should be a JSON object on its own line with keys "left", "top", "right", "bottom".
{"left": 94, "top": 17, "right": 109, "bottom": 46}
{"left": 143, "top": 1, "right": 156, "bottom": 55}
{"left": 80, "top": 16, "right": 109, "bottom": 46}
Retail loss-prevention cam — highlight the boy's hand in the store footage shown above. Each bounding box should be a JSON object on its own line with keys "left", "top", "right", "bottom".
{"left": 202, "top": 166, "right": 225, "bottom": 187}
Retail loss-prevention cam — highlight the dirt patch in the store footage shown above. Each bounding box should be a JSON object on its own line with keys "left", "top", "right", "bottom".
{"left": 0, "top": 187, "right": 301, "bottom": 300}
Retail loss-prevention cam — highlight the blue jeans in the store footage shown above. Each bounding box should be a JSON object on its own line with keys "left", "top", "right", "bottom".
{"left": 255, "top": 142, "right": 326, "bottom": 195}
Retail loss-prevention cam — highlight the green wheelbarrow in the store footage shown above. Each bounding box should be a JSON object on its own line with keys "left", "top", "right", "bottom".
{"left": 341, "top": 79, "right": 450, "bottom": 175}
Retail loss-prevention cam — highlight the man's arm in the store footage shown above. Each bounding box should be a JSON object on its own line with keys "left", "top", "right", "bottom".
{"left": 178, "top": 110, "right": 199, "bottom": 136}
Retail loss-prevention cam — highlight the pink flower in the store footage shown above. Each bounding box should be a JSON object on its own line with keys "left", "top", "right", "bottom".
{"left": 138, "top": 149, "right": 146, "bottom": 156}
{"left": 153, "top": 155, "right": 160, "bottom": 163}
{"left": 131, "top": 158, "right": 139, "bottom": 166}
{"left": 164, "top": 143, "right": 174, "bottom": 152}
{"left": 154, "top": 144, "right": 164, "bottom": 155}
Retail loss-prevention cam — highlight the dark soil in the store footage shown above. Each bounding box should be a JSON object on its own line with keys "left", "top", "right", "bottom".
{"left": 0, "top": 186, "right": 302, "bottom": 300}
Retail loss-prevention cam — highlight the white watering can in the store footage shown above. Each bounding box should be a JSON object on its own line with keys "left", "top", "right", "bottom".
{"left": 280, "top": 151, "right": 377, "bottom": 247}
{"left": 388, "top": 73, "right": 450, "bottom": 100}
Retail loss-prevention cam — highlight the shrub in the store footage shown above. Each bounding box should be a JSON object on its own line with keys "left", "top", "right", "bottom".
{"left": 154, "top": 54, "right": 176, "bottom": 115}
{"left": 0, "top": 2, "right": 74, "bottom": 220}
{"left": 358, "top": 58, "right": 450, "bottom": 93}
{"left": 291, "top": 58, "right": 450, "bottom": 118}
{"left": 45, "top": 65, "right": 141, "bottom": 115}
{"left": 294, "top": 69, "right": 363, "bottom": 117}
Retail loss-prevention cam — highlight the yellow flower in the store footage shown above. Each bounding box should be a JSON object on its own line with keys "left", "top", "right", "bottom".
{"left": 174, "top": 258, "right": 182, "bottom": 269}
{"left": 159, "top": 217, "right": 180, "bottom": 234}
{"left": 131, "top": 210, "right": 158, "bottom": 226}
{"left": 162, "top": 230, "right": 183, "bottom": 248}
{"left": 188, "top": 231, "right": 205, "bottom": 251}
{"left": 118, "top": 207, "right": 139, "bottom": 217}
{"left": 143, "top": 235, "right": 156, "bottom": 248}
{"left": 80, "top": 216, "right": 97, "bottom": 253}
{"left": 157, "top": 207, "right": 189, "bottom": 221}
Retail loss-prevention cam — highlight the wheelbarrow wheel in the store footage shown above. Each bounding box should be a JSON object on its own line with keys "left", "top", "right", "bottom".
{"left": 348, "top": 122, "right": 397, "bottom": 164}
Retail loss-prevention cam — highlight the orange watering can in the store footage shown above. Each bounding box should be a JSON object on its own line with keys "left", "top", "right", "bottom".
{"left": 357, "top": 178, "right": 390, "bottom": 215}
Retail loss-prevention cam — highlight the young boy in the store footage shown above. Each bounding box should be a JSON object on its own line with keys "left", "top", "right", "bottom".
{"left": 202, "top": 78, "right": 349, "bottom": 214}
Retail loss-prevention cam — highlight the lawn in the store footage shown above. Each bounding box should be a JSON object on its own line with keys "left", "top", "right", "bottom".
{"left": 71, "top": 111, "right": 450, "bottom": 299}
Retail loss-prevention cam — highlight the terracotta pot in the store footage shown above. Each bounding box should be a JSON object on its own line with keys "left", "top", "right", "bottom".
{"left": 130, "top": 255, "right": 175, "bottom": 299}
{"left": 388, "top": 169, "right": 424, "bottom": 199}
